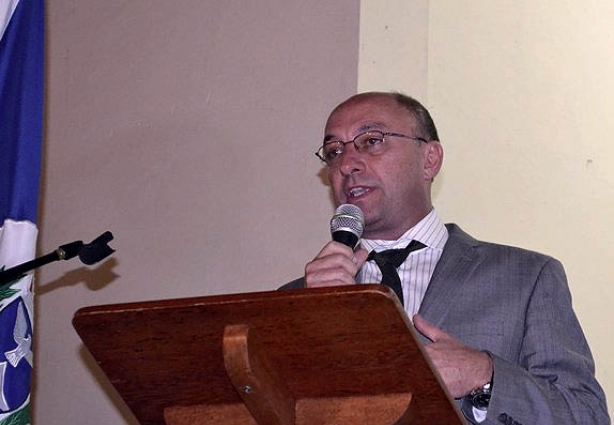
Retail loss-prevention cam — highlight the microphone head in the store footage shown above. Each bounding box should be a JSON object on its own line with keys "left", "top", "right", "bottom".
{"left": 330, "top": 204, "right": 365, "bottom": 248}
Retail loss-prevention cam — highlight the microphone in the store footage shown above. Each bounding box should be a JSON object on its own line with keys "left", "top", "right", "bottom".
{"left": 330, "top": 204, "right": 365, "bottom": 249}
{"left": 0, "top": 231, "right": 116, "bottom": 287}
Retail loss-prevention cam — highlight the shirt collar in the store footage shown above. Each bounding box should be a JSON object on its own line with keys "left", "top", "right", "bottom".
{"left": 360, "top": 208, "right": 448, "bottom": 252}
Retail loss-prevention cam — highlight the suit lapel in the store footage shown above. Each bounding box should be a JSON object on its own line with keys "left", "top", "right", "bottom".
{"left": 418, "top": 224, "right": 484, "bottom": 329}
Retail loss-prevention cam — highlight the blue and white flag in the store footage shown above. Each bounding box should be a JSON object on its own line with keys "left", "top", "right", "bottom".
{"left": 0, "top": 0, "right": 45, "bottom": 423}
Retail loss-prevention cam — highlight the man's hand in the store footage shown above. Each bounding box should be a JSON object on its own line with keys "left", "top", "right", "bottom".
{"left": 304, "top": 241, "right": 369, "bottom": 287}
{"left": 413, "top": 314, "right": 493, "bottom": 398}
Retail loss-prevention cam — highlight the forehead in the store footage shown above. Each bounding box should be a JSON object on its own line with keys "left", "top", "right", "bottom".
{"left": 324, "top": 95, "right": 416, "bottom": 138}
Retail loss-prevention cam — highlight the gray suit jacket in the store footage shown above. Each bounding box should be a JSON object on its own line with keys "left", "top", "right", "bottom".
{"left": 281, "top": 224, "right": 609, "bottom": 425}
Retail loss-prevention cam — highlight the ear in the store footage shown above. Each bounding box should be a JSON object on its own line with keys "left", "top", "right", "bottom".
{"left": 423, "top": 141, "right": 444, "bottom": 181}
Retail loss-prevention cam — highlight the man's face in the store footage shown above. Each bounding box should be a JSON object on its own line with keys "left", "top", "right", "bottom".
{"left": 324, "top": 95, "right": 441, "bottom": 240}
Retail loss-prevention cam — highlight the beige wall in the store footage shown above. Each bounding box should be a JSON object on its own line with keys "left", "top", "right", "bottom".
{"left": 37, "top": 1, "right": 359, "bottom": 423}
{"left": 37, "top": 1, "right": 613, "bottom": 423}
{"left": 361, "top": 0, "right": 613, "bottom": 417}
{"left": 359, "top": 0, "right": 430, "bottom": 100}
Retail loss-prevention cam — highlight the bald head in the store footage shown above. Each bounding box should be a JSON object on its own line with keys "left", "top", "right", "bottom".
{"left": 329, "top": 92, "right": 440, "bottom": 142}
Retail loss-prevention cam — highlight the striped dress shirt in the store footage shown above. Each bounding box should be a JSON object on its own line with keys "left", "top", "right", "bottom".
{"left": 357, "top": 209, "right": 449, "bottom": 319}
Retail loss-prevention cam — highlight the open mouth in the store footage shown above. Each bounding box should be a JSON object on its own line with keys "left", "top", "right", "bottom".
{"left": 347, "top": 186, "right": 371, "bottom": 199}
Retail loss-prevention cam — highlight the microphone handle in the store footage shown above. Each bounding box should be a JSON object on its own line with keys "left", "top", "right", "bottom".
{"left": 332, "top": 230, "right": 359, "bottom": 249}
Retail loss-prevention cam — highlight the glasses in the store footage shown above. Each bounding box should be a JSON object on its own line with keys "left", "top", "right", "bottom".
{"left": 315, "top": 130, "right": 427, "bottom": 167}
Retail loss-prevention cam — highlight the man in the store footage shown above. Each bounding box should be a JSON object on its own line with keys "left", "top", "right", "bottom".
{"left": 282, "top": 92, "right": 609, "bottom": 424}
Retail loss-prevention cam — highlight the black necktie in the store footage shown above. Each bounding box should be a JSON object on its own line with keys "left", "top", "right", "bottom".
{"left": 366, "top": 240, "right": 427, "bottom": 304}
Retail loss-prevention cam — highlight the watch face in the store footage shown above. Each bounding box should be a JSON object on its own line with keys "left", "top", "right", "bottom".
{"left": 471, "top": 393, "right": 491, "bottom": 410}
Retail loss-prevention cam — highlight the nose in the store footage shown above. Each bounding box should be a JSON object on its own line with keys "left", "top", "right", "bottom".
{"left": 338, "top": 143, "right": 365, "bottom": 176}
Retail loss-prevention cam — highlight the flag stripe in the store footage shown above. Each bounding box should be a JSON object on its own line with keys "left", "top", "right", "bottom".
{"left": 0, "top": 0, "right": 44, "bottom": 225}
{"left": 0, "top": 1, "right": 20, "bottom": 40}
{"left": 0, "top": 0, "right": 44, "bottom": 422}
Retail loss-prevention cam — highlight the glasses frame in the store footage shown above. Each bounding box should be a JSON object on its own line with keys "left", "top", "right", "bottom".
{"left": 315, "top": 130, "right": 428, "bottom": 166}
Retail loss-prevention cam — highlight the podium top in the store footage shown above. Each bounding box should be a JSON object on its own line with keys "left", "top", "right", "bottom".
{"left": 73, "top": 285, "right": 461, "bottom": 425}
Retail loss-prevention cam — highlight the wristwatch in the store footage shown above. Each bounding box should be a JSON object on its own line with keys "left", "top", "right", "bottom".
{"left": 469, "top": 381, "right": 492, "bottom": 410}
{"left": 468, "top": 351, "right": 494, "bottom": 411}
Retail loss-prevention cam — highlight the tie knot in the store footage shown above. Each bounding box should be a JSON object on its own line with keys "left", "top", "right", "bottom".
{"left": 367, "top": 240, "right": 427, "bottom": 268}
{"left": 365, "top": 240, "right": 427, "bottom": 304}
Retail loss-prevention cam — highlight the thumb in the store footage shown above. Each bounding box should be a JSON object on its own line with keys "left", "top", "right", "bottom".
{"left": 353, "top": 247, "right": 369, "bottom": 269}
{"left": 413, "top": 314, "right": 446, "bottom": 342}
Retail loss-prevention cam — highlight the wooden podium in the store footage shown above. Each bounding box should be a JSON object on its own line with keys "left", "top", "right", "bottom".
{"left": 72, "top": 285, "right": 464, "bottom": 425}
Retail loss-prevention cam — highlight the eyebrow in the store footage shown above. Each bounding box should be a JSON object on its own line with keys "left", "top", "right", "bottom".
{"left": 322, "top": 122, "right": 388, "bottom": 144}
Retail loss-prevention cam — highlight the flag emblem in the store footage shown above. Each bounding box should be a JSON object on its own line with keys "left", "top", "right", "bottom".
{"left": 0, "top": 294, "right": 33, "bottom": 414}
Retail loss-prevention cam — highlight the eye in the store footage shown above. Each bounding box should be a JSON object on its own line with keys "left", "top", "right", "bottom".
{"left": 364, "top": 136, "right": 384, "bottom": 147}
{"left": 357, "top": 132, "right": 385, "bottom": 151}
{"left": 323, "top": 142, "right": 343, "bottom": 160}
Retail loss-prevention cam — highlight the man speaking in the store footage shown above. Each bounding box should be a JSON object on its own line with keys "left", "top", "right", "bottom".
{"left": 282, "top": 92, "right": 609, "bottom": 424}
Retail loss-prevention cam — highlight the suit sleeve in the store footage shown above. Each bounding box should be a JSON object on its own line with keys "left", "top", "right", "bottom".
{"left": 481, "top": 258, "right": 609, "bottom": 425}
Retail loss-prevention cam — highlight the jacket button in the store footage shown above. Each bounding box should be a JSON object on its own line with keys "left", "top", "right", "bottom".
{"left": 498, "top": 413, "right": 516, "bottom": 425}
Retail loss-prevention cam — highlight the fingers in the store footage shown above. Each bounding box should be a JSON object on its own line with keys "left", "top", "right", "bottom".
{"left": 413, "top": 314, "right": 448, "bottom": 342}
{"left": 413, "top": 315, "right": 494, "bottom": 397}
{"left": 304, "top": 242, "right": 368, "bottom": 288}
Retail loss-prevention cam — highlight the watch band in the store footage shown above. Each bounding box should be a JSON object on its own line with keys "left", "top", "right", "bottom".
{"left": 469, "top": 351, "right": 494, "bottom": 410}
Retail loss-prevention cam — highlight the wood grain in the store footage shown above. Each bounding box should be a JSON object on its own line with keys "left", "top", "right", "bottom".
{"left": 73, "top": 285, "right": 464, "bottom": 424}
